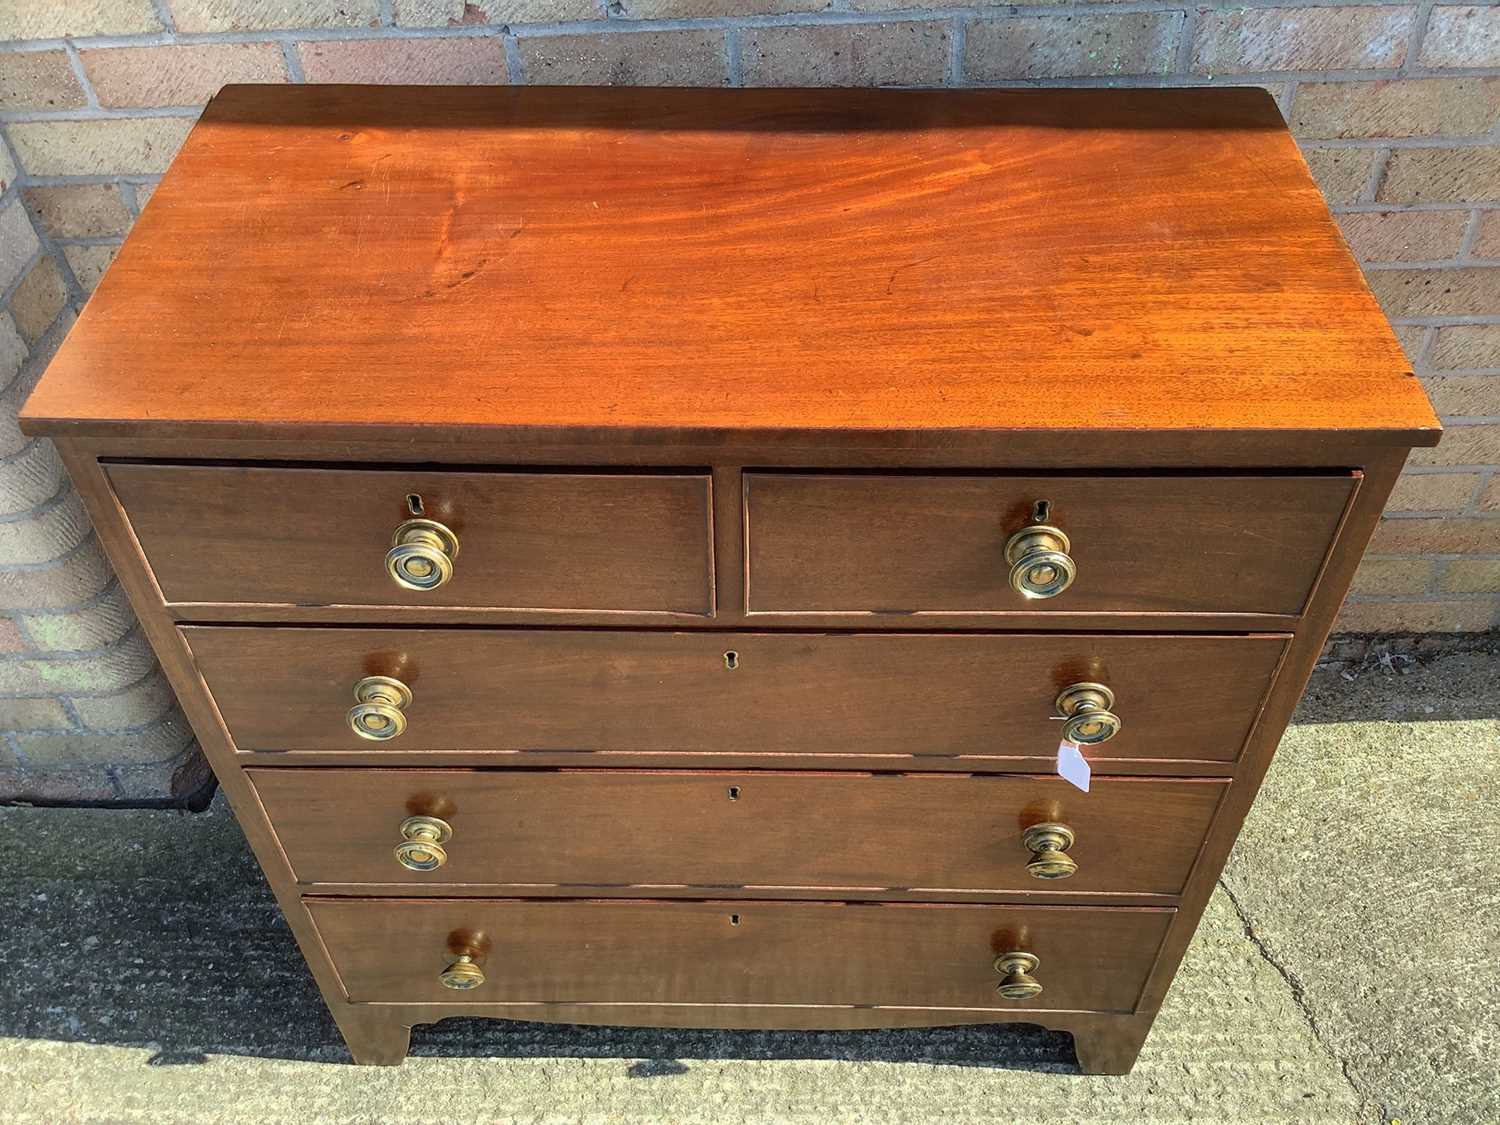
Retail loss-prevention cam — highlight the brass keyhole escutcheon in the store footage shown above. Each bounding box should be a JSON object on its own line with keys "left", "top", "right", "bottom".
{"left": 1022, "top": 822, "right": 1077, "bottom": 880}
{"left": 1054, "top": 682, "right": 1121, "bottom": 745}
{"left": 994, "top": 952, "right": 1043, "bottom": 1000}
{"left": 386, "top": 516, "right": 459, "bottom": 591}
{"left": 394, "top": 814, "right": 452, "bottom": 872}
{"left": 347, "top": 675, "right": 413, "bottom": 741}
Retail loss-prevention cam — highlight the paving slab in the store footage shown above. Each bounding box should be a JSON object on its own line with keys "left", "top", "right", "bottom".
{"left": 0, "top": 650, "right": 1495, "bottom": 1123}
{"left": 1227, "top": 652, "right": 1500, "bottom": 1125}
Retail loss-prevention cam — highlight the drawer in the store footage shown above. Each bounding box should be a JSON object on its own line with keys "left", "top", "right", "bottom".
{"left": 307, "top": 898, "right": 1173, "bottom": 1011}
{"left": 251, "top": 768, "right": 1227, "bottom": 897}
{"left": 106, "top": 463, "right": 713, "bottom": 614}
{"left": 189, "top": 628, "right": 1286, "bottom": 765}
{"left": 745, "top": 472, "right": 1356, "bottom": 615}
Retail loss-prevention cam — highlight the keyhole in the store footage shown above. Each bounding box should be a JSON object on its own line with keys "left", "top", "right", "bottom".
{"left": 729, "top": 914, "right": 741, "bottom": 926}
{"left": 407, "top": 493, "right": 424, "bottom": 517}
{"left": 728, "top": 786, "right": 741, "bottom": 801}
{"left": 723, "top": 651, "right": 739, "bottom": 670}
{"left": 1032, "top": 499, "right": 1051, "bottom": 523}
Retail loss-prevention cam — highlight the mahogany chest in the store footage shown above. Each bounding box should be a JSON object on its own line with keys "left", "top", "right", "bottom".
{"left": 20, "top": 84, "right": 1440, "bottom": 1073}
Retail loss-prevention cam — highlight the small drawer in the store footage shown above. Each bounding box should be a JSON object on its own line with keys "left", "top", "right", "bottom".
{"left": 744, "top": 472, "right": 1356, "bottom": 616}
{"left": 251, "top": 768, "right": 1227, "bottom": 897}
{"left": 189, "top": 627, "right": 1286, "bottom": 766}
{"left": 307, "top": 897, "right": 1173, "bottom": 1012}
{"left": 105, "top": 463, "right": 713, "bottom": 615}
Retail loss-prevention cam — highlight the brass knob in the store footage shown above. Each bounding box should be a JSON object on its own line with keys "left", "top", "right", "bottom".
{"left": 1022, "top": 822, "right": 1077, "bottom": 880}
{"left": 347, "top": 675, "right": 412, "bottom": 741}
{"left": 1005, "top": 523, "right": 1075, "bottom": 599}
{"left": 394, "top": 815, "right": 451, "bottom": 872}
{"left": 386, "top": 517, "right": 459, "bottom": 591}
{"left": 439, "top": 953, "right": 485, "bottom": 991}
{"left": 1054, "top": 682, "right": 1121, "bottom": 745}
{"left": 994, "top": 952, "right": 1043, "bottom": 1000}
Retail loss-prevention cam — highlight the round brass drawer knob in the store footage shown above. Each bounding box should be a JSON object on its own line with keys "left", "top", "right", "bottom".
{"left": 394, "top": 814, "right": 452, "bottom": 872}
{"left": 1004, "top": 523, "right": 1075, "bottom": 599}
{"left": 347, "top": 675, "right": 412, "bottom": 741}
{"left": 994, "top": 952, "right": 1043, "bottom": 1000}
{"left": 1023, "top": 822, "right": 1077, "bottom": 880}
{"left": 439, "top": 953, "right": 485, "bottom": 991}
{"left": 1055, "top": 682, "right": 1121, "bottom": 745}
{"left": 386, "top": 517, "right": 459, "bottom": 591}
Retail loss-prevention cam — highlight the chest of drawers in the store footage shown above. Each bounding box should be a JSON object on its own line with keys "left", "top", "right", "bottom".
{"left": 20, "top": 84, "right": 1440, "bottom": 1074}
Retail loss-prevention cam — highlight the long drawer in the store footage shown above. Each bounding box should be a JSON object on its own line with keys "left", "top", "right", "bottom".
{"left": 251, "top": 768, "right": 1227, "bottom": 896}
{"left": 189, "top": 628, "right": 1287, "bottom": 764}
{"left": 107, "top": 463, "right": 714, "bottom": 614}
{"left": 307, "top": 898, "right": 1174, "bottom": 1012}
{"left": 745, "top": 472, "right": 1355, "bottom": 615}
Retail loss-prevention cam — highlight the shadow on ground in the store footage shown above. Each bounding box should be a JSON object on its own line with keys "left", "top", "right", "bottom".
{"left": 0, "top": 777, "right": 1075, "bottom": 1072}
{"left": 1296, "top": 646, "right": 1499, "bottom": 723}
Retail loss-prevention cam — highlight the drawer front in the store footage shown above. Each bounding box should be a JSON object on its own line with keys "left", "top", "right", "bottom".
{"left": 106, "top": 463, "right": 713, "bottom": 614}
{"left": 252, "top": 768, "right": 1226, "bottom": 896}
{"left": 745, "top": 473, "right": 1355, "bottom": 615}
{"left": 308, "top": 898, "right": 1173, "bottom": 1011}
{"left": 190, "top": 628, "right": 1287, "bottom": 764}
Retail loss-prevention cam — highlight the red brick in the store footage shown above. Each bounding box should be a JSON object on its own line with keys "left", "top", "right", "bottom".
{"left": 1290, "top": 78, "right": 1500, "bottom": 140}
{"left": 7, "top": 118, "right": 196, "bottom": 177}
{"left": 1439, "top": 559, "right": 1500, "bottom": 593}
{"left": 83, "top": 44, "right": 287, "bottom": 109}
{"left": 1369, "top": 515, "right": 1500, "bottom": 552}
{"left": 167, "top": 0, "right": 380, "bottom": 32}
{"left": 0, "top": 2, "right": 161, "bottom": 38}
{"left": 1421, "top": 376, "right": 1500, "bottom": 416}
{"left": 1393, "top": 325, "right": 1428, "bottom": 364}
{"left": 22, "top": 185, "right": 133, "bottom": 240}
{"left": 742, "top": 22, "right": 951, "bottom": 87}
{"left": 1385, "top": 472, "right": 1482, "bottom": 511}
{"left": 0, "top": 51, "right": 86, "bottom": 112}
{"left": 396, "top": 0, "right": 592, "bottom": 22}
{"left": 1420, "top": 5, "right": 1500, "bottom": 68}
{"left": 1192, "top": 7, "right": 1414, "bottom": 75}
{"left": 1300, "top": 147, "right": 1376, "bottom": 205}
{"left": 624, "top": 0, "right": 821, "bottom": 14}
{"left": 1334, "top": 598, "right": 1499, "bottom": 632}
{"left": 519, "top": 31, "right": 728, "bottom": 86}
{"left": 299, "top": 37, "right": 507, "bottom": 84}
{"left": 63, "top": 245, "right": 118, "bottom": 294}
{"left": 9, "top": 256, "right": 69, "bottom": 346}
{"left": 965, "top": 13, "right": 1180, "bottom": 81}
{"left": 1336, "top": 211, "right": 1468, "bottom": 262}
{"left": 1351, "top": 557, "right": 1432, "bottom": 594}
{"left": 1407, "top": 423, "right": 1500, "bottom": 466}
{"left": 0, "top": 697, "right": 71, "bottom": 729}
{"left": 1378, "top": 146, "right": 1500, "bottom": 204}
{"left": 1428, "top": 324, "right": 1500, "bottom": 370}
{"left": 1367, "top": 267, "right": 1500, "bottom": 318}
{"left": 0, "top": 537, "right": 114, "bottom": 611}
{"left": 1473, "top": 211, "right": 1500, "bottom": 260}
{"left": 0, "top": 617, "right": 26, "bottom": 653}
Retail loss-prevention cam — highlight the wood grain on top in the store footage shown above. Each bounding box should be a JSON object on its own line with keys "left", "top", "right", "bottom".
{"left": 19, "top": 85, "right": 1438, "bottom": 444}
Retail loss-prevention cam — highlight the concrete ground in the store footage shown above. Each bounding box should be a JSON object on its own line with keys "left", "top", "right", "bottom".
{"left": 1, "top": 650, "right": 1495, "bottom": 1124}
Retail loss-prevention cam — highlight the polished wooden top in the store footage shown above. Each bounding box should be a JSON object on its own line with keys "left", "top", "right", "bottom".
{"left": 21, "top": 85, "right": 1438, "bottom": 445}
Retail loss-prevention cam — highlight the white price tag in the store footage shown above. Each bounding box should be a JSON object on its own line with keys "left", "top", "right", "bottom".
{"left": 1057, "top": 741, "right": 1091, "bottom": 793}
